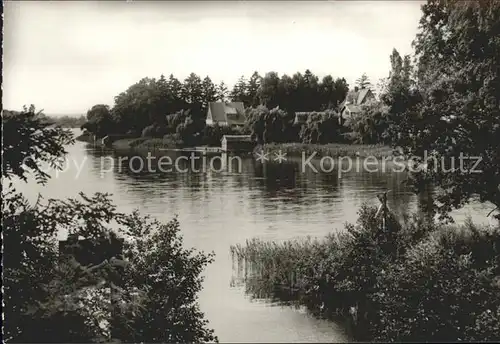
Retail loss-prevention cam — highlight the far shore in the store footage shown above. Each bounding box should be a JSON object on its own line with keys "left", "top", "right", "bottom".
{"left": 259, "top": 142, "right": 394, "bottom": 159}
{"left": 76, "top": 132, "right": 396, "bottom": 159}
{"left": 75, "top": 132, "right": 178, "bottom": 151}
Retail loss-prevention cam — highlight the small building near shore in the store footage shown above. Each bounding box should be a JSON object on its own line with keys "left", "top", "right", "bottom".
{"left": 221, "top": 135, "right": 254, "bottom": 152}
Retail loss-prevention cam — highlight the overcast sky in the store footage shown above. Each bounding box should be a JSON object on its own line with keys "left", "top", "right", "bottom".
{"left": 3, "top": 1, "right": 424, "bottom": 115}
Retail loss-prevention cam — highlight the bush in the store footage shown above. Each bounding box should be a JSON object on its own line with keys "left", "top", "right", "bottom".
{"left": 2, "top": 106, "right": 74, "bottom": 185}
{"left": 231, "top": 206, "right": 500, "bottom": 341}
{"left": 3, "top": 106, "right": 217, "bottom": 343}
{"left": 345, "top": 102, "right": 389, "bottom": 144}
{"left": 373, "top": 222, "right": 500, "bottom": 342}
{"left": 3, "top": 191, "right": 218, "bottom": 343}
{"left": 298, "top": 110, "right": 344, "bottom": 144}
{"left": 245, "top": 106, "right": 294, "bottom": 144}
{"left": 201, "top": 123, "right": 240, "bottom": 146}
{"left": 141, "top": 123, "right": 167, "bottom": 138}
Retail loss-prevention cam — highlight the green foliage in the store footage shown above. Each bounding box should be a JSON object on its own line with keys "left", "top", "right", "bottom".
{"left": 111, "top": 76, "right": 179, "bottom": 135}
{"left": 355, "top": 73, "right": 372, "bottom": 90}
{"left": 176, "top": 115, "right": 199, "bottom": 147}
{"left": 256, "top": 70, "right": 348, "bottom": 113}
{"left": 81, "top": 69, "right": 350, "bottom": 145}
{"left": 231, "top": 206, "right": 500, "bottom": 341}
{"left": 386, "top": 0, "right": 500, "bottom": 219}
{"left": 3, "top": 191, "right": 217, "bottom": 343}
{"left": 346, "top": 102, "right": 390, "bottom": 144}
{"left": 202, "top": 76, "right": 218, "bottom": 107}
{"left": 298, "top": 110, "right": 344, "bottom": 144}
{"left": 141, "top": 123, "right": 167, "bottom": 138}
{"left": 43, "top": 114, "right": 86, "bottom": 128}
{"left": 373, "top": 221, "right": 500, "bottom": 341}
{"left": 261, "top": 142, "right": 393, "bottom": 158}
{"left": 319, "top": 75, "right": 350, "bottom": 110}
{"left": 230, "top": 75, "right": 250, "bottom": 103}
{"left": 201, "top": 123, "right": 242, "bottom": 146}
{"left": 82, "top": 104, "right": 115, "bottom": 138}
{"left": 181, "top": 73, "right": 204, "bottom": 115}
{"left": 119, "top": 215, "right": 216, "bottom": 342}
{"left": 2, "top": 106, "right": 74, "bottom": 185}
{"left": 229, "top": 72, "right": 262, "bottom": 107}
{"left": 166, "top": 109, "right": 190, "bottom": 134}
{"left": 245, "top": 106, "right": 293, "bottom": 144}
{"left": 216, "top": 81, "right": 229, "bottom": 102}
{"left": 2, "top": 106, "right": 217, "bottom": 342}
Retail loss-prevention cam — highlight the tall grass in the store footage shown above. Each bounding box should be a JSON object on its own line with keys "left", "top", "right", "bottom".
{"left": 111, "top": 136, "right": 183, "bottom": 151}
{"left": 260, "top": 142, "right": 394, "bottom": 158}
{"left": 230, "top": 206, "right": 500, "bottom": 341}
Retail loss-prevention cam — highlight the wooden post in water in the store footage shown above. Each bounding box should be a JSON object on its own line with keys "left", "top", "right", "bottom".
{"left": 376, "top": 191, "right": 390, "bottom": 231}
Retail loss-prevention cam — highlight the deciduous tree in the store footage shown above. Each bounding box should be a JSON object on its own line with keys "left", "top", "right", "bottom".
{"left": 390, "top": 0, "right": 500, "bottom": 220}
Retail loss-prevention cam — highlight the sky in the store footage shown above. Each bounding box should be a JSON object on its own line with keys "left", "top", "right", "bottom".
{"left": 3, "top": 1, "right": 424, "bottom": 116}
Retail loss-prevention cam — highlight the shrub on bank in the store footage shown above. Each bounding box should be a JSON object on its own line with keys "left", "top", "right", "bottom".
{"left": 3, "top": 192, "right": 217, "bottom": 343}
{"left": 373, "top": 221, "right": 500, "bottom": 342}
{"left": 231, "top": 207, "right": 500, "bottom": 341}
{"left": 141, "top": 123, "right": 168, "bottom": 138}
{"left": 3, "top": 106, "right": 217, "bottom": 343}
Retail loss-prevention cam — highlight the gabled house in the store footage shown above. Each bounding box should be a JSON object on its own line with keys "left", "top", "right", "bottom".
{"left": 206, "top": 102, "right": 246, "bottom": 127}
{"left": 339, "top": 87, "right": 376, "bottom": 121}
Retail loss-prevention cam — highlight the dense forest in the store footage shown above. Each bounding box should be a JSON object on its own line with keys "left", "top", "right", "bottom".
{"left": 80, "top": 69, "right": 382, "bottom": 146}
{"left": 46, "top": 114, "right": 86, "bottom": 128}
{"left": 2, "top": 110, "right": 86, "bottom": 129}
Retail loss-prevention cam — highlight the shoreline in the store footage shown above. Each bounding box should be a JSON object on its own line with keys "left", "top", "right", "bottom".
{"left": 258, "top": 142, "right": 394, "bottom": 159}
{"left": 76, "top": 134, "right": 396, "bottom": 159}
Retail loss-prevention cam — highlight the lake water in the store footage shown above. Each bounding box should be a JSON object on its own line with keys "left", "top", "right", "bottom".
{"left": 14, "top": 131, "right": 493, "bottom": 342}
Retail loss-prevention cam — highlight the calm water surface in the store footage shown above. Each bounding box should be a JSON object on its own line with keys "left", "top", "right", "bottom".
{"left": 15, "top": 131, "right": 492, "bottom": 342}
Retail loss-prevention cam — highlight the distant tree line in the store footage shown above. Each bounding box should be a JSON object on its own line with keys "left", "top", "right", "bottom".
{"left": 46, "top": 114, "right": 86, "bottom": 128}
{"left": 81, "top": 70, "right": 351, "bottom": 146}
{"left": 2, "top": 110, "right": 86, "bottom": 129}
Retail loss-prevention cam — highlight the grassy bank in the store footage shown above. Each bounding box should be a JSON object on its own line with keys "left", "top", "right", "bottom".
{"left": 230, "top": 206, "right": 500, "bottom": 342}
{"left": 77, "top": 132, "right": 393, "bottom": 158}
{"left": 128, "top": 136, "right": 183, "bottom": 150}
{"left": 259, "top": 143, "right": 394, "bottom": 158}
{"left": 75, "top": 133, "right": 182, "bottom": 151}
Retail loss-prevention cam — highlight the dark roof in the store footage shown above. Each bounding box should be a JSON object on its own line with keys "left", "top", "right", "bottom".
{"left": 357, "top": 88, "right": 371, "bottom": 105}
{"left": 208, "top": 102, "right": 246, "bottom": 125}
{"left": 344, "top": 88, "right": 374, "bottom": 106}
{"left": 221, "top": 135, "right": 252, "bottom": 142}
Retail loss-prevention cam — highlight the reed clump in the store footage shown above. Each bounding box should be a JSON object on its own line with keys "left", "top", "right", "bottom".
{"left": 261, "top": 142, "right": 394, "bottom": 158}
{"left": 230, "top": 205, "right": 500, "bottom": 342}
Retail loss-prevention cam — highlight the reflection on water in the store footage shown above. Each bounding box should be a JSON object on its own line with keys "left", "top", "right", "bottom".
{"left": 14, "top": 136, "right": 492, "bottom": 342}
